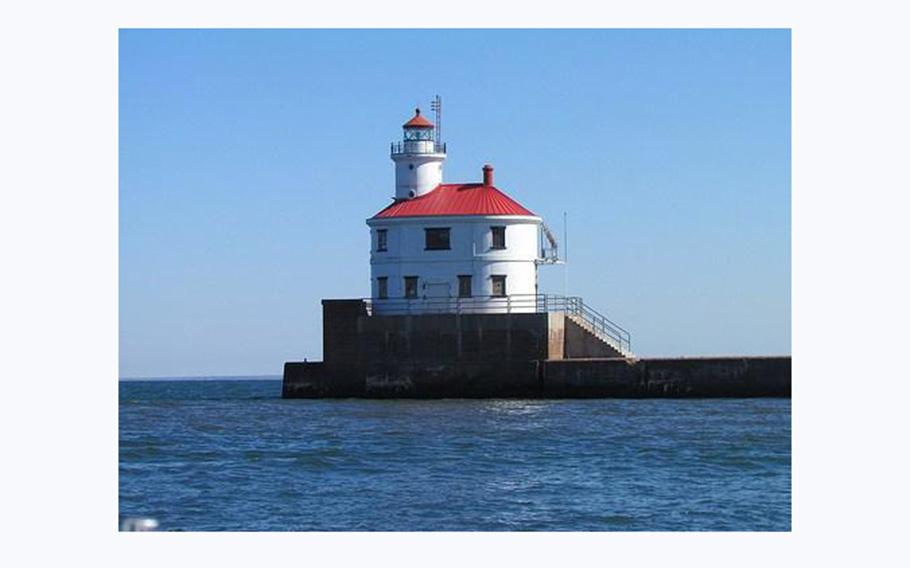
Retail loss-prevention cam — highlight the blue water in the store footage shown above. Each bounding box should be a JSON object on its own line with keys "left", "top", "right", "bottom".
{"left": 119, "top": 379, "right": 790, "bottom": 531}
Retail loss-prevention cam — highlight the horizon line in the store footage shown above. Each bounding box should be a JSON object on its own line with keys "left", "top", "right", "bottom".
{"left": 119, "top": 374, "right": 281, "bottom": 381}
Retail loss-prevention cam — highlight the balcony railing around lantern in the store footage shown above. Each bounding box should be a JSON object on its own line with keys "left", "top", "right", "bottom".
{"left": 390, "top": 141, "right": 447, "bottom": 156}
{"left": 365, "top": 293, "right": 632, "bottom": 355}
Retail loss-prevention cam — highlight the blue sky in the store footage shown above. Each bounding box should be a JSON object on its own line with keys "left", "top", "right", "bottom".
{"left": 119, "top": 29, "right": 790, "bottom": 378}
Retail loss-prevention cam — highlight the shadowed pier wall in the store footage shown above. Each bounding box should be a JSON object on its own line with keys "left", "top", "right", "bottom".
{"left": 282, "top": 299, "right": 790, "bottom": 398}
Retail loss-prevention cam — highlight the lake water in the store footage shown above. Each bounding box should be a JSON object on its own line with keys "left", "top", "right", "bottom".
{"left": 119, "top": 379, "right": 790, "bottom": 531}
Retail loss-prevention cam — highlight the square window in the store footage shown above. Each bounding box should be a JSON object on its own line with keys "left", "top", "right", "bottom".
{"left": 491, "top": 226, "right": 506, "bottom": 249}
{"left": 377, "top": 277, "right": 388, "bottom": 299}
{"left": 376, "top": 229, "right": 388, "bottom": 252}
{"left": 404, "top": 276, "right": 418, "bottom": 299}
{"left": 491, "top": 275, "right": 506, "bottom": 297}
{"left": 424, "top": 228, "right": 450, "bottom": 250}
{"left": 458, "top": 275, "right": 472, "bottom": 298}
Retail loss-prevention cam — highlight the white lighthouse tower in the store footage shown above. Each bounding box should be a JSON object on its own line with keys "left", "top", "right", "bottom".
{"left": 391, "top": 108, "right": 447, "bottom": 199}
{"left": 367, "top": 103, "right": 560, "bottom": 314}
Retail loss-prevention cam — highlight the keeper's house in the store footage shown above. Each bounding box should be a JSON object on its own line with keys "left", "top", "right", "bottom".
{"left": 369, "top": 107, "right": 550, "bottom": 315}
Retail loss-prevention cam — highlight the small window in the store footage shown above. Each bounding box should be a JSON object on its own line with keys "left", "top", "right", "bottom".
{"left": 404, "top": 276, "right": 418, "bottom": 299}
{"left": 377, "top": 277, "right": 388, "bottom": 299}
{"left": 491, "top": 226, "right": 506, "bottom": 249}
{"left": 376, "top": 229, "right": 387, "bottom": 252}
{"left": 458, "top": 275, "right": 472, "bottom": 298}
{"left": 424, "top": 228, "right": 450, "bottom": 250}
{"left": 491, "top": 275, "right": 506, "bottom": 297}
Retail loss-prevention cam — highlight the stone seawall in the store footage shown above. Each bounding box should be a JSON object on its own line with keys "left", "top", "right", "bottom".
{"left": 540, "top": 356, "right": 790, "bottom": 398}
{"left": 282, "top": 299, "right": 790, "bottom": 398}
{"left": 283, "top": 356, "right": 790, "bottom": 398}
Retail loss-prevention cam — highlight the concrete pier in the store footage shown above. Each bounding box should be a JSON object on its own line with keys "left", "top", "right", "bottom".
{"left": 282, "top": 299, "right": 790, "bottom": 399}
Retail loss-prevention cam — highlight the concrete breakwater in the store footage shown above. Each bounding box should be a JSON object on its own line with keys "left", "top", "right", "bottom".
{"left": 282, "top": 300, "right": 790, "bottom": 399}
{"left": 283, "top": 355, "right": 790, "bottom": 399}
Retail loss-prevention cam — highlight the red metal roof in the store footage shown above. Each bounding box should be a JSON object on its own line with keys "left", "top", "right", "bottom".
{"left": 373, "top": 183, "right": 537, "bottom": 218}
{"left": 403, "top": 108, "right": 434, "bottom": 128}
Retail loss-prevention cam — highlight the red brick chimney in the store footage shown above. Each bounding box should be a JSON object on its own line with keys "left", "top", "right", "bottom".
{"left": 482, "top": 164, "right": 494, "bottom": 186}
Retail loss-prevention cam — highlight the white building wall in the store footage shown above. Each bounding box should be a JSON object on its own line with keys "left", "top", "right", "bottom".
{"left": 367, "top": 215, "right": 542, "bottom": 314}
{"left": 392, "top": 153, "right": 445, "bottom": 198}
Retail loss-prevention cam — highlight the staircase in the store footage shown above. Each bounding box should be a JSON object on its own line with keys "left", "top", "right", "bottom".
{"left": 544, "top": 296, "right": 632, "bottom": 358}
{"left": 565, "top": 314, "right": 626, "bottom": 358}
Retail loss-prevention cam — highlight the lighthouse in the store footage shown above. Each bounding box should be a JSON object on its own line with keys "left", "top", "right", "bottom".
{"left": 390, "top": 108, "right": 446, "bottom": 199}
{"left": 368, "top": 105, "right": 554, "bottom": 314}
{"left": 279, "top": 101, "right": 794, "bottom": 400}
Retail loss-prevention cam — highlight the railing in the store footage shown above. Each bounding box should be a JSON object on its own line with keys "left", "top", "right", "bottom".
{"left": 560, "top": 296, "right": 632, "bottom": 356}
{"left": 390, "top": 141, "right": 446, "bottom": 155}
{"left": 365, "top": 293, "right": 632, "bottom": 355}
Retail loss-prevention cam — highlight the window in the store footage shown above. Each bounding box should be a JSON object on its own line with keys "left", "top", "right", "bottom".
{"left": 424, "top": 228, "right": 451, "bottom": 250}
{"left": 404, "top": 276, "right": 418, "bottom": 299}
{"left": 404, "top": 129, "right": 433, "bottom": 141}
{"left": 491, "top": 226, "right": 506, "bottom": 249}
{"left": 458, "top": 275, "right": 472, "bottom": 298}
{"left": 491, "top": 275, "right": 506, "bottom": 297}
{"left": 376, "top": 229, "right": 387, "bottom": 252}
{"left": 377, "top": 277, "right": 388, "bottom": 299}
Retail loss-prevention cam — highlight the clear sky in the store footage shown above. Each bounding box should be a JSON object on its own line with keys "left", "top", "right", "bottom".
{"left": 119, "top": 29, "right": 790, "bottom": 378}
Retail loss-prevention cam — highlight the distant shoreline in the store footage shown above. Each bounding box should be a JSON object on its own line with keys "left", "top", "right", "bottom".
{"left": 119, "top": 375, "right": 281, "bottom": 382}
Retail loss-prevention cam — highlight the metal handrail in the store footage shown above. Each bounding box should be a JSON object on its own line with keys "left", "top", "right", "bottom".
{"left": 364, "top": 293, "right": 631, "bottom": 354}
{"left": 390, "top": 141, "right": 446, "bottom": 155}
{"left": 573, "top": 307, "right": 631, "bottom": 354}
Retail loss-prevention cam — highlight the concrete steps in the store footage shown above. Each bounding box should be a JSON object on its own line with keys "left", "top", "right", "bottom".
{"left": 564, "top": 313, "right": 626, "bottom": 359}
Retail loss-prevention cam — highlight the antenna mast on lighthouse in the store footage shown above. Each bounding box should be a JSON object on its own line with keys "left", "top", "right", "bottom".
{"left": 430, "top": 95, "right": 442, "bottom": 148}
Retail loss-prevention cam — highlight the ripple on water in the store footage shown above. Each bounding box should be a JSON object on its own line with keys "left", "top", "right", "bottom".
{"left": 119, "top": 380, "right": 791, "bottom": 531}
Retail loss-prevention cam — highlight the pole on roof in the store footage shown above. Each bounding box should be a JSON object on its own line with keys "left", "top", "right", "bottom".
{"left": 563, "top": 211, "right": 568, "bottom": 297}
{"left": 431, "top": 95, "right": 442, "bottom": 148}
